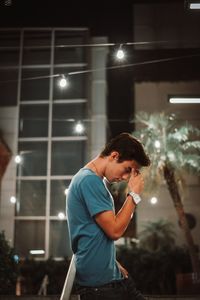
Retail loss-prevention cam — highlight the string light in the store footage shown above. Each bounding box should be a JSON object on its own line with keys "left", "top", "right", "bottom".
{"left": 150, "top": 197, "right": 158, "bottom": 205}
{"left": 74, "top": 121, "right": 85, "bottom": 134}
{"left": 116, "top": 44, "right": 125, "bottom": 60}
{"left": 1, "top": 53, "right": 200, "bottom": 84}
{"left": 58, "top": 75, "right": 69, "bottom": 88}
{"left": 58, "top": 212, "right": 65, "bottom": 219}
{"left": 10, "top": 196, "right": 16, "bottom": 204}
{"left": 15, "top": 155, "right": 22, "bottom": 164}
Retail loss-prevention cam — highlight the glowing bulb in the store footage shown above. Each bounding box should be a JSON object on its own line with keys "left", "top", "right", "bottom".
{"left": 10, "top": 196, "right": 16, "bottom": 204}
{"left": 59, "top": 76, "right": 68, "bottom": 88}
{"left": 15, "top": 155, "right": 22, "bottom": 164}
{"left": 150, "top": 197, "right": 158, "bottom": 205}
{"left": 58, "top": 212, "right": 65, "bottom": 219}
{"left": 116, "top": 49, "right": 125, "bottom": 60}
{"left": 154, "top": 140, "right": 161, "bottom": 149}
{"left": 64, "top": 188, "right": 69, "bottom": 195}
{"left": 75, "top": 122, "right": 84, "bottom": 134}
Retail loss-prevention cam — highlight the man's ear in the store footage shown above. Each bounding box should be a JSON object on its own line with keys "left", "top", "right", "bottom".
{"left": 110, "top": 151, "right": 119, "bottom": 161}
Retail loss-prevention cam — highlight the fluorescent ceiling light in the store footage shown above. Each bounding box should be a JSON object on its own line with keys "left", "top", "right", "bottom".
{"left": 189, "top": 3, "right": 200, "bottom": 9}
{"left": 169, "top": 97, "right": 200, "bottom": 104}
{"left": 30, "top": 249, "right": 45, "bottom": 255}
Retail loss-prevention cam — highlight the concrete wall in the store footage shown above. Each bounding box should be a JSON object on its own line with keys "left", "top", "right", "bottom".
{"left": 90, "top": 37, "right": 108, "bottom": 159}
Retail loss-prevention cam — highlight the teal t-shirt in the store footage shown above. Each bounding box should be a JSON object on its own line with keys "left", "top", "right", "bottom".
{"left": 66, "top": 168, "right": 122, "bottom": 286}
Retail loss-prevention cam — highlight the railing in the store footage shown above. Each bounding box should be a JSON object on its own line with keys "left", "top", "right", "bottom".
{"left": 60, "top": 254, "right": 79, "bottom": 300}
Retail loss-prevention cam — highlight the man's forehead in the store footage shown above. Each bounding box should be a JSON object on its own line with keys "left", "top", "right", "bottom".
{"left": 125, "top": 160, "right": 140, "bottom": 170}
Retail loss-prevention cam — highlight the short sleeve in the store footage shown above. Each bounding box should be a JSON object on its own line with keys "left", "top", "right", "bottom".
{"left": 80, "top": 175, "right": 113, "bottom": 217}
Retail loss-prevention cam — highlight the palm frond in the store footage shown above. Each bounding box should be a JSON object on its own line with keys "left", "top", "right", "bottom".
{"left": 181, "top": 141, "right": 200, "bottom": 151}
{"left": 132, "top": 111, "right": 200, "bottom": 195}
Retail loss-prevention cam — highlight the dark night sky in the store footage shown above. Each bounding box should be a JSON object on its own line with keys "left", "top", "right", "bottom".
{"left": 0, "top": 1, "right": 133, "bottom": 38}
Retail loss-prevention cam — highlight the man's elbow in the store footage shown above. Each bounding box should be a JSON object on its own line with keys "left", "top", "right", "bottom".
{"left": 106, "top": 230, "right": 122, "bottom": 241}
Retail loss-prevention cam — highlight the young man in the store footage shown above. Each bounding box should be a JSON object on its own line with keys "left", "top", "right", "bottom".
{"left": 66, "top": 133, "right": 150, "bottom": 300}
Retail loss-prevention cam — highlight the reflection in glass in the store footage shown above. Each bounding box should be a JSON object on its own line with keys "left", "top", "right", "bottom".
{"left": 0, "top": 49, "right": 19, "bottom": 66}
{"left": 50, "top": 180, "right": 71, "bottom": 216}
{"left": 54, "top": 47, "right": 85, "bottom": 64}
{"left": 54, "top": 31, "right": 87, "bottom": 63}
{"left": 52, "top": 103, "right": 87, "bottom": 136}
{"left": 17, "top": 142, "right": 47, "bottom": 176}
{"left": 16, "top": 180, "right": 46, "bottom": 216}
{"left": 15, "top": 220, "right": 45, "bottom": 258}
{"left": 51, "top": 140, "right": 86, "bottom": 175}
{"left": 22, "top": 48, "right": 50, "bottom": 65}
{"left": 23, "top": 31, "right": 51, "bottom": 47}
{"left": 49, "top": 221, "right": 72, "bottom": 258}
{"left": 0, "top": 70, "right": 18, "bottom": 106}
{"left": 19, "top": 104, "right": 49, "bottom": 137}
{"left": 21, "top": 69, "right": 50, "bottom": 101}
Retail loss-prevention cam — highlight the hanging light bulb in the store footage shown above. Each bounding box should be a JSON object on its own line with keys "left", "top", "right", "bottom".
{"left": 74, "top": 121, "right": 85, "bottom": 134}
{"left": 116, "top": 44, "right": 125, "bottom": 60}
{"left": 150, "top": 197, "right": 158, "bottom": 205}
{"left": 59, "top": 75, "right": 69, "bottom": 88}
{"left": 15, "top": 155, "right": 22, "bottom": 164}
{"left": 58, "top": 212, "right": 65, "bottom": 219}
{"left": 10, "top": 196, "right": 16, "bottom": 204}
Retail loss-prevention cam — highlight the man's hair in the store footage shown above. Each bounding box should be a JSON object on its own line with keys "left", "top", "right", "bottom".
{"left": 100, "top": 132, "right": 150, "bottom": 167}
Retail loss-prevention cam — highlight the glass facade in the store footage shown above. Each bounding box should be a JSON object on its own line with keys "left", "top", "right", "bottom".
{"left": 0, "top": 28, "right": 90, "bottom": 259}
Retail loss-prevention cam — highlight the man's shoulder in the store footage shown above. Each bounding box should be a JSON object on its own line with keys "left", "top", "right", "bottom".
{"left": 72, "top": 168, "right": 99, "bottom": 185}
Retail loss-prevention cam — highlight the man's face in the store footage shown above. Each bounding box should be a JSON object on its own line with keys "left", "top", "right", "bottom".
{"left": 105, "top": 153, "right": 140, "bottom": 183}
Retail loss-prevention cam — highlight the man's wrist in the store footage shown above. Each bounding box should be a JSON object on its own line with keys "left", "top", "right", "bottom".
{"left": 127, "top": 191, "right": 142, "bottom": 205}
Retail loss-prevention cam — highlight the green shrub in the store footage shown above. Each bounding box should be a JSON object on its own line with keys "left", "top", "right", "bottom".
{"left": 0, "top": 231, "right": 19, "bottom": 294}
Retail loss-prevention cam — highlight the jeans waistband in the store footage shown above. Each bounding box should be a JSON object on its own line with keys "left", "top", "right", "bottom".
{"left": 77, "top": 279, "right": 124, "bottom": 291}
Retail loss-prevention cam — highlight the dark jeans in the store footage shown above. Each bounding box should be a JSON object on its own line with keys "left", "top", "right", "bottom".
{"left": 74, "top": 276, "right": 146, "bottom": 300}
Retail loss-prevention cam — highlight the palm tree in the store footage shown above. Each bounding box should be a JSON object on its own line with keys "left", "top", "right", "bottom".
{"left": 139, "top": 219, "right": 176, "bottom": 253}
{"left": 133, "top": 111, "right": 200, "bottom": 274}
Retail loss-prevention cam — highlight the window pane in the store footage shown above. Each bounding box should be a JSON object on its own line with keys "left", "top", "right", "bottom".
{"left": 15, "top": 220, "right": 45, "bottom": 258}
{"left": 54, "top": 47, "right": 85, "bottom": 64}
{"left": 19, "top": 104, "right": 49, "bottom": 137}
{"left": 0, "top": 70, "right": 18, "bottom": 106}
{"left": 16, "top": 180, "right": 46, "bottom": 216}
{"left": 51, "top": 140, "right": 86, "bottom": 175}
{"left": 54, "top": 30, "right": 88, "bottom": 64}
{"left": 49, "top": 221, "right": 72, "bottom": 258}
{"left": 53, "top": 67, "right": 87, "bottom": 99}
{"left": 50, "top": 180, "right": 71, "bottom": 216}
{"left": 17, "top": 142, "right": 47, "bottom": 176}
{"left": 23, "top": 31, "right": 51, "bottom": 47}
{"left": 0, "top": 49, "right": 19, "bottom": 66}
{"left": 55, "top": 31, "right": 87, "bottom": 46}
{"left": 22, "top": 48, "right": 50, "bottom": 65}
{"left": 52, "top": 103, "right": 87, "bottom": 136}
{"left": 21, "top": 68, "right": 50, "bottom": 101}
